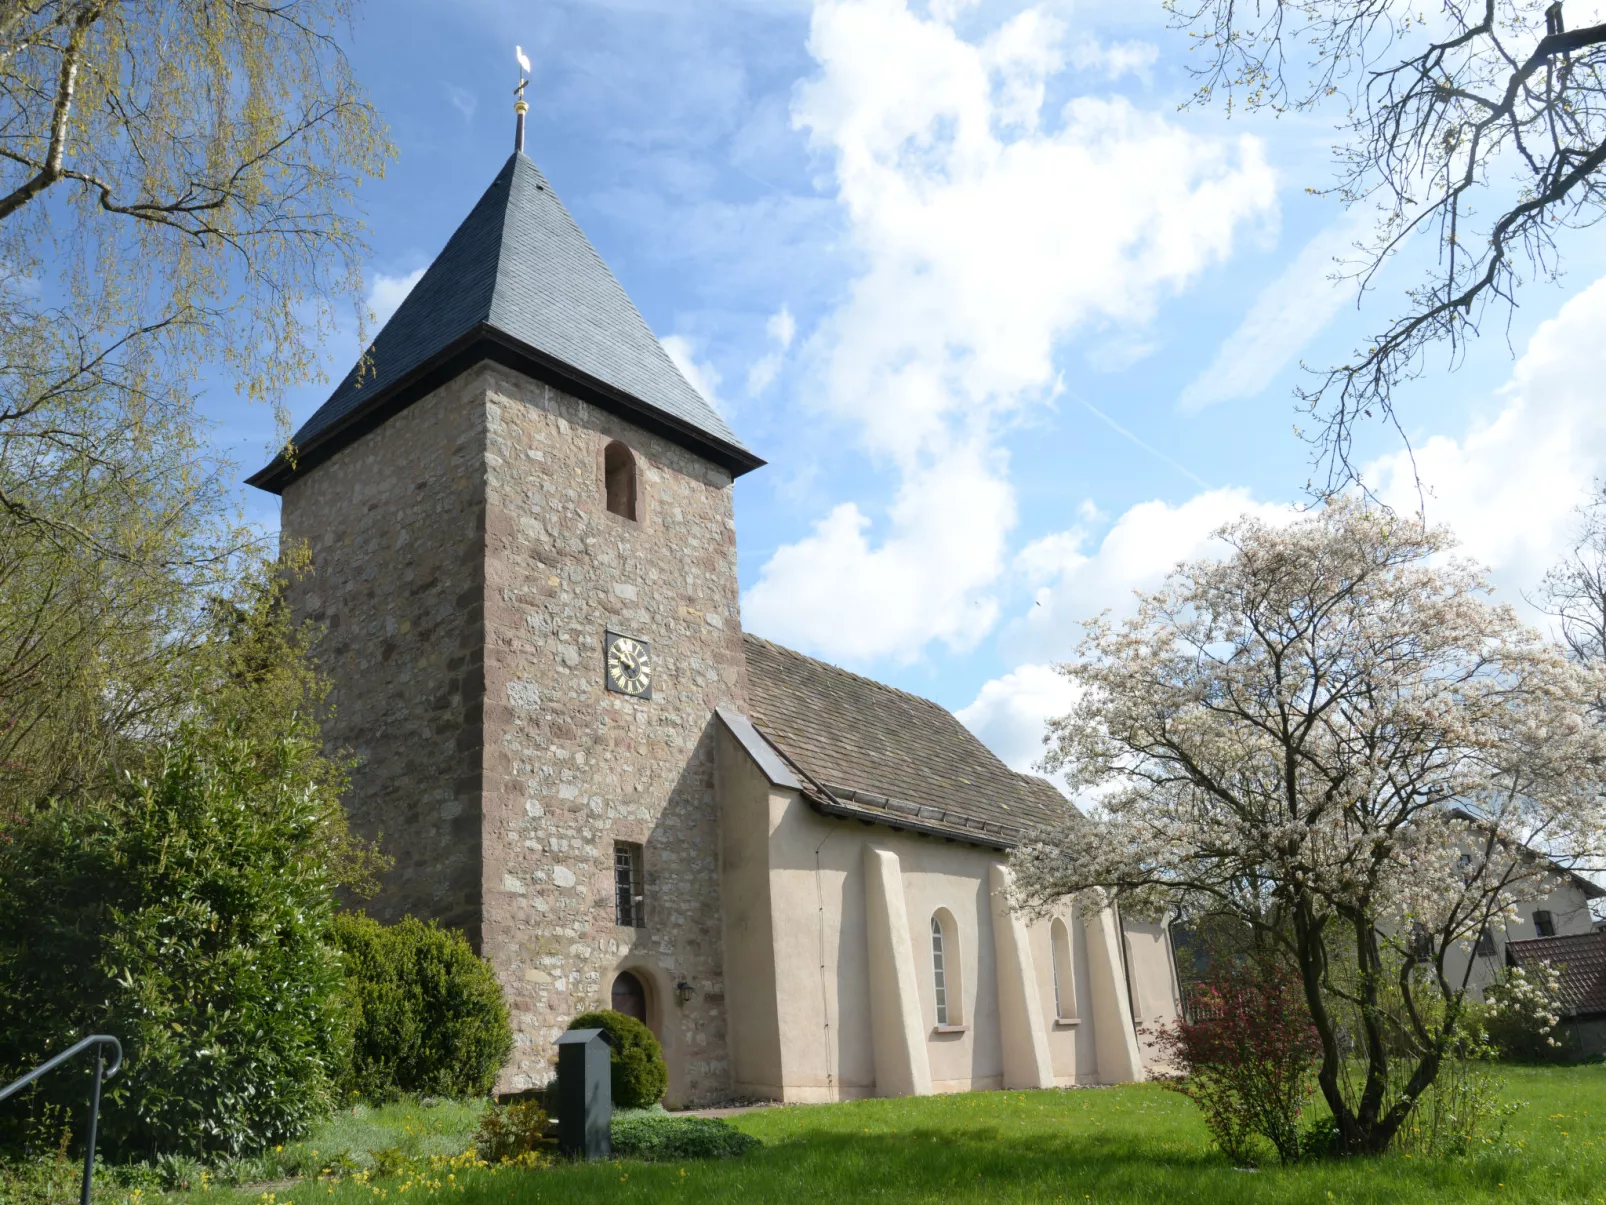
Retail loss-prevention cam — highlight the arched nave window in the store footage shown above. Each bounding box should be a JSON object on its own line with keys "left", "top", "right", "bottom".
{"left": 931, "top": 909, "right": 964, "bottom": 1027}
{"left": 1051, "top": 916, "right": 1077, "bottom": 1022}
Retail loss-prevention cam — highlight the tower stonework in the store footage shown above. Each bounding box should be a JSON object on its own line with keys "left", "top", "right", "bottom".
{"left": 280, "top": 372, "right": 490, "bottom": 937}
{"left": 479, "top": 368, "right": 747, "bottom": 1101}
{"left": 258, "top": 149, "right": 762, "bottom": 1105}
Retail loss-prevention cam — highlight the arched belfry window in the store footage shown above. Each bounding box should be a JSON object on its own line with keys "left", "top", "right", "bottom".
{"left": 1051, "top": 916, "right": 1077, "bottom": 1022}
{"left": 604, "top": 441, "right": 638, "bottom": 520}
{"left": 931, "top": 909, "right": 964, "bottom": 1028}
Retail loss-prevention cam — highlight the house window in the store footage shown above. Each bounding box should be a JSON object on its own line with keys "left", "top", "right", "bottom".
{"left": 1475, "top": 925, "right": 1497, "bottom": 957}
{"left": 930, "top": 909, "right": 964, "bottom": 1028}
{"left": 604, "top": 441, "right": 637, "bottom": 520}
{"left": 1535, "top": 910, "right": 1556, "bottom": 938}
{"left": 1051, "top": 917, "right": 1077, "bottom": 1021}
{"left": 614, "top": 842, "right": 644, "bottom": 927}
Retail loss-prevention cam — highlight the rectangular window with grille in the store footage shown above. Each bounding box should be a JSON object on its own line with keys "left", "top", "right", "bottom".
{"left": 1534, "top": 910, "right": 1556, "bottom": 938}
{"left": 931, "top": 916, "right": 949, "bottom": 1026}
{"left": 1475, "top": 925, "right": 1497, "bottom": 957}
{"left": 614, "top": 842, "right": 644, "bottom": 928}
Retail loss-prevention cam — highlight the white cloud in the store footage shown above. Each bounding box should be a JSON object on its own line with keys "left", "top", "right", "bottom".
{"left": 959, "top": 487, "right": 1296, "bottom": 769}
{"left": 767, "top": 305, "right": 797, "bottom": 348}
{"left": 1068, "top": 38, "right": 1159, "bottom": 81}
{"left": 742, "top": 0, "right": 1278, "bottom": 664}
{"left": 446, "top": 84, "right": 477, "bottom": 122}
{"left": 1368, "top": 273, "right": 1606, "bottom": 594}
{"left": 1179, "top": 207, "right": 1373, "bottom": 412}
{"left": 663, "top": 334, "right": 727, "bottom": 414}
{"left": 743, "top": 445, "right": 1013, "bottom": 661}
{"left": 747, "top": 304, "right": 797, "bottom": 394}
{"left": 1002, "top": 487, "right": 1298, "bottom": 663}
{"left": 368, "top": 267, "right": 426, "bottom": 327}
{"left": 955, "top": 662, "right": 1079, "bottom": 779}
{"left": 965, "top": 273, "right": 1606, "bottom": 777}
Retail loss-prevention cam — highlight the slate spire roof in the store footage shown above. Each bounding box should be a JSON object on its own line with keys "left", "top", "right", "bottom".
{"left": 249, "top": 152, "right": 762, "bottom": 493}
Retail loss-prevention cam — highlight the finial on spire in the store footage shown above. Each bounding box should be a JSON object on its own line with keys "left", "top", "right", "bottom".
{"left": 514, "top": 46, "right": 532, "bottom": 153}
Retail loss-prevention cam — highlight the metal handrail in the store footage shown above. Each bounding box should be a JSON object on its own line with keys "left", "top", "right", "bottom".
{"left": 0, "top": 1035, "right": 123, "bottom": 1205}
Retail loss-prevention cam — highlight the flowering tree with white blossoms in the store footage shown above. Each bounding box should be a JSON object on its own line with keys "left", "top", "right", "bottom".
{"left": 1013, "top": 500, "right": 1606, "bottom": 1155}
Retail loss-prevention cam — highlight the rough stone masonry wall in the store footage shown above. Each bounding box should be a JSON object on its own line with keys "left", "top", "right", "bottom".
{"left": 479, "top": 366, "right": 748, "bottom": 1105}
{"left": 279, "top": 372, "right": 490, "bottom": 938}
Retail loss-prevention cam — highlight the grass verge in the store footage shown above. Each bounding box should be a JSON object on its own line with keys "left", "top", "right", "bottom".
{"left": 94, "top": 1064, "right": 1606, "bottom": 1204}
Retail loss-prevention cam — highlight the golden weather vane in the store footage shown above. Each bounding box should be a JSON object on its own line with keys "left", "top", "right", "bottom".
{"left": 514, "top": 46, "right": 532, "bottom": 152}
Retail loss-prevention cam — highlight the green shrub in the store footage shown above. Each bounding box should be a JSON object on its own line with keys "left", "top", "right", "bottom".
{"left": 566, "top": 1010, "right": 667, "bottom": 1108}
{"left": 335, "top": 913, "right": 513, "bottom": 1102}
{"left": 0, "top": 724, "right": 354, "bottom": 1160}
{"left": 609, "top": 1114, "right": 758, "bottom": 1161}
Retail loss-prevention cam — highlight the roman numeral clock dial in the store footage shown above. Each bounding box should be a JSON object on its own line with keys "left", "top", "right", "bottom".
{"left": 604, "top": 631, "right": 652, "bottom": 699}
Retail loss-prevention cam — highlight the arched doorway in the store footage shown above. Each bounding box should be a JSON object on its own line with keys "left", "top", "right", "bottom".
{"left": 611, "top": 970, "right": 648, "bottom": 1023}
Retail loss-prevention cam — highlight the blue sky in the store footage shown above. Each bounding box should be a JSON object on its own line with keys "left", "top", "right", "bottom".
{"left": 216, "top": 0, "right": 1606, "bottom": 785}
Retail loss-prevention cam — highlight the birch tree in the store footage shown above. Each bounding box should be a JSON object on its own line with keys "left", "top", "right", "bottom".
{"left": 0, "top": 1, "right": 388, "bottom": 808}
{"left": 1014, "top": 500, "right": 1606, "bottom": 1155}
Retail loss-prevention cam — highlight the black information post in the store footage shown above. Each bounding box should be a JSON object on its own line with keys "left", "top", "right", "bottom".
{"left": 555, "top": 1027, "right": 612, "bottom": 1160}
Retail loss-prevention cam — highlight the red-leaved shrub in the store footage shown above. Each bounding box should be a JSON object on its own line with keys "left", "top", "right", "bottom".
{"left": 1150, "top": 951, "right": 1320, "bottom": 1165}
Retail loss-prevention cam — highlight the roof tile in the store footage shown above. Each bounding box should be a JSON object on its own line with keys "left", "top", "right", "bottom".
{"left": 1507, "top": 931, "right": 1606, "bottom": 1018}
{"left": 742, "top": 633, "right": 1076, "bottom": 844}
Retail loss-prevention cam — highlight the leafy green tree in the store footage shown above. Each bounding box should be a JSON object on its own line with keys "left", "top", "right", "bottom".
{"left": 0, "top": 565, "right": 378, "bottom": 1159}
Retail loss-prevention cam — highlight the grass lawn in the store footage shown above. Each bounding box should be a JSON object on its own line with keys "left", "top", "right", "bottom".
{"left": 154, "top": 1065, "right": 1606, "bottom": 1205}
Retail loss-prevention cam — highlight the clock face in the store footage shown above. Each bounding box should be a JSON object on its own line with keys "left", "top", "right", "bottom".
{"left": 605, "top": 632, "right": 652, "bottom": 699}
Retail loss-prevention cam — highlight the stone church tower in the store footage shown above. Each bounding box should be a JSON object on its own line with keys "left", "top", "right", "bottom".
{"left": 249, "top": 144, "right": 764, "bottom": 1104}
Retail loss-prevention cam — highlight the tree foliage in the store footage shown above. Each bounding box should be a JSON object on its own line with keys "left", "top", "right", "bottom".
{"left": 0, "top": 0, "right": 390, "bottom": 817}
{"left": 1169, "top": 0, "right": 1606, "bottom": 489}
{"left": 1015, "top": 500, "right": 1606, "bottom": 1154}
{"left": 0, "top": 563, "right": 378, "bottom": 1159}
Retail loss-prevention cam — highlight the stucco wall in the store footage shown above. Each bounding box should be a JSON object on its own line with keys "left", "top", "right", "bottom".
{"left": 715, "top": 725, "right": 785, "bottom": 1098}
{"left": 1444, "top": 882, "right": 1597, "bottom": 1000}
{"left": 728, "top": 770, "right": 1145, "bottom": 1100}
{"left": 280, "top": 371, "right": 490, "bottom": 938}
{"left": 477, "top": 367, "right": 748, "bottom": 1104}
{"left": 1026, "top": 905, "right": 1100, "bottom": 1085}
{"left": 1122, "top": 918, "right": 1181, "bottom": 1070}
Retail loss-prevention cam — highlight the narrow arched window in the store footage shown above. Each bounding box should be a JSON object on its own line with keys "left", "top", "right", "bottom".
{"left": 931, "top": 909, "right": 964, "bottom": 1027}
{"left": 1051, "top": 916, "right": 1077, "bottom": 1022}
{"left": 604, "top": 441, "right": 638, "bottom": 520}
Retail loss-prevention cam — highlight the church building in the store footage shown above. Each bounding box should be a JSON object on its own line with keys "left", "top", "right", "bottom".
{"left": 248, "top": 133, "right": 1181, "bottom": 1106}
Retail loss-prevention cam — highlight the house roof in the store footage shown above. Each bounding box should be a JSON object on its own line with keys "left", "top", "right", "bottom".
{"left": 741, "top": 634, "right": 1077, "bottom": 848}
{"left": 248, "top": 152, "right": 762, "bottom": 494}
{"left": 1507, "top": 931, "right": 1606, "bottom": 1019}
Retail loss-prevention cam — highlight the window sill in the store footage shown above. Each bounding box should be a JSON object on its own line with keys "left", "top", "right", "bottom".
{"left": 932, "top": 1024, "right": 969, "bottom": 1035}
{"left": 1052, "top": 1017, "right": 1080, "bottom": 1028}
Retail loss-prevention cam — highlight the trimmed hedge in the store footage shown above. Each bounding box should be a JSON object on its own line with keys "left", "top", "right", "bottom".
{"left": 565, "top": 1010, "right": 667, "bottom": 1108}
{"left": 610, "top": 1114, "right": 759, "bottom": 1161}
{"left": 334, "top": 913, "right": 512, "bottom": 1101}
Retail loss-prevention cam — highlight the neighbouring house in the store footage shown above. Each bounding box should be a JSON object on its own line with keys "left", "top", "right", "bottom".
{"left": 247, "top": 122, "right": 1179, "bottom": 1106}
{"left": 1170, "top": 865, "right": 1602, "bottom": 1034}
{"left": 1507, "top": 928, "right": 1606, "bottom": 1059}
